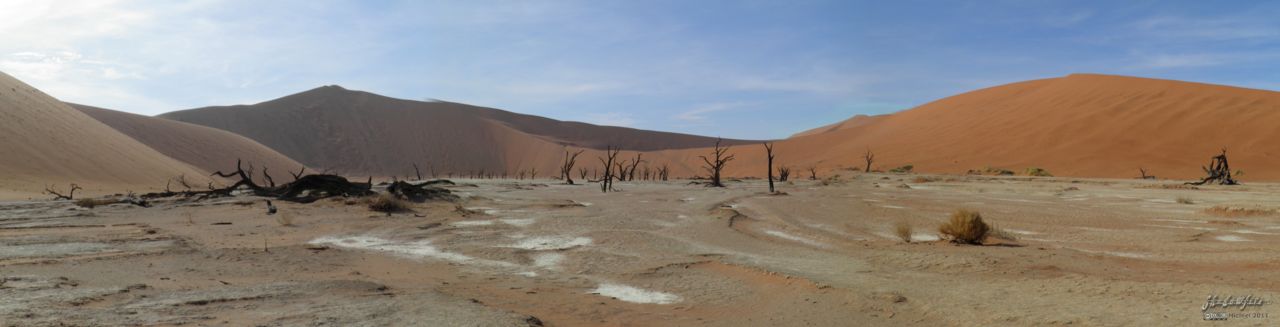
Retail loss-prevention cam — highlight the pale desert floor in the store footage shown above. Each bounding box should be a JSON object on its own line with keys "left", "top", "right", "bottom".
{"left": 2, "top": 173, "right": 1278, "bottom": 326}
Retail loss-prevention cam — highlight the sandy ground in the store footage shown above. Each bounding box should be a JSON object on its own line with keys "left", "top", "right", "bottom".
{"left": 2, "top": 173, "right": 1278, "bottom": 326}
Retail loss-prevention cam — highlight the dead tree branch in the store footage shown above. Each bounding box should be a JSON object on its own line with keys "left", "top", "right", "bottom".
{"left": 699, "top": 138, "right": 736, "bottom": 187}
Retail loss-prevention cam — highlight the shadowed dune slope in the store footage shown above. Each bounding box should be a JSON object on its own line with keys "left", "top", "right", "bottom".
{"left": 0, "top": 72, "right": 209, "bottom": 197}
{"left": 159, "top": 86, "right": 756, "bottom": 177}
{"left": 71, "top": 103, "right": 306, "bottom": 176}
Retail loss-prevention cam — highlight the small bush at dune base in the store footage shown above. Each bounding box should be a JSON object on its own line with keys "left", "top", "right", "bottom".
{"left": 894, "top": 220, "right": 913, "bottom": 243}
{"left": 939, "top": 209, "right": 990, "bottom": 245}
{"left": 367, "top": 193, "right": 409, "bottom": 213}
{"left": 1176, "top": 197, "right": 1194, "bottom": 204}
{"left": 1024, "top": 167, "right": 1052, "bottom": 177}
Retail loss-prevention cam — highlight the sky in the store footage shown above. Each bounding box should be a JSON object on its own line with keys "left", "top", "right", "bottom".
{"left": 2, "top": 0, "right": 1279, "bottom": 139}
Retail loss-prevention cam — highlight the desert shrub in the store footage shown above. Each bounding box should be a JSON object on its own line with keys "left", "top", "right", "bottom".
{"left": 888, "top": 165, "right": 914, "bottom": 174}
{"left": 1203, "top": 205, "right": 1275, "bottom": 217}
{"left": 1024, "top": 167, "right": 1052, "bottom": 177}
{"left": 911, "top": 176, "right": 936, "bottom": 183}
{"left": 819, "top": 175, "right": 843, "bottom": 186}
{"left": 367, "top": 193, "right": 409, "bottom": 213}
{"left": 938, "top": 209, "right": 990, "bottom": 245}
{"left": 968, "top": 167, "right": 1014, "bottom": 176}
{"left": 74, "top": 198, "right": 117, "bottom": 208}
{"left": 1176, "top": 197, "right": 1194, "bottom": 204}
{"left": 894, "top": 220, "right": 913, "bottom": 243}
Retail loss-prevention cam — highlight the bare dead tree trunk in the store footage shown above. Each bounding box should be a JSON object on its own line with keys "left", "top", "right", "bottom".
{"left": 413, "top": 163, "right": 422, "bottom": 180}
{"left": 561, "top": 149, "right": 584, "bottom": 185}
{"left": 529, "top": 167, "right": 537, "bottom": 180}
{"left": 659, "top": 164, "right": 669, "bottom": 181}
{"left": 700, "top": 138, "right": 736, "bottom": 187}
{"left": 807, "top": 165, "right": 818, "bottom": 180}
{"left": 1138, "top": 167, "right": 1154, "bottom": 180}
{"left": 1187, "top": 149, "right": 1238, "bottom": 185}
{"left": 579, "top": 167, "right": 588, "bottom": 180}
{"left": 863, "top": 148, "right": 875, "bottom": 173}
{"left": 44, "top": 183, "right": 82, "bottom": 200}
{"left": 778, "top": 166, "right": 791, "bottom": 181}
{"left": 626, "top": 153, "right": 644, "bottom": 181}
{"left": 262, "top": 166, "right": 276, "bottom": 188}
{"left": 290, "top": 167, "right": 306, "bottom": 181}
{"left": 597, "top": 146, "right": 621, "bottom": 192}
{"left": 764, "top": 142, "right": 775, "bottom": 193}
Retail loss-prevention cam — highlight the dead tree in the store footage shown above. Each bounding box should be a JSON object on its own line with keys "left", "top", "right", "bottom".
{"left": 578, "top": 167, "right": 589, "bottom": 180}
{"left": 626, "top": 153, "right": 644, "bottom": 181}
{"left": 561, "top": 149, "right": 585, "bottom": 185}
{"left": 807, "top": 165, "right": 818, "bottom": 180}
{"left": 613, "top": 159, "right": 629, "bottom": 183}
{"left": 658, "top": 164, "right": 670, "bottom": 181}
{"left": 863, "top": 148, "right": 875, "bottom": 173}
{"left": 44, "top": 183, "right": 82, "bottom": 200}
{"left": 764, "top": 142, "right": 776, "bottom": 193}
{"left": 778, "top": 166, "right": 791, "bottom": 182}
{"left": 1138, "top": 167, "right": 1155, "bottom": 180}
{"left": 642, "top": 165, "right": 652, "bottom": 181}
{"left": 413, "top": 163, "right": 422, "bottom": 180}
{"left": 529, "top": 167, "right": 537, "bottom": 180}
{"left": 290, "top": 167, "right": 307, "bottom": 181}
{"left": 1187, "top": 149, "right": 1238, "bottom": 185}
{"left": 699, "top": 138, "right": 736, "bottom": 187}
{"left": 597, "top": 146, "right": 621, "bottom": 192}
{"left": 261, "top": 166, "right": 276, "bottom": 188}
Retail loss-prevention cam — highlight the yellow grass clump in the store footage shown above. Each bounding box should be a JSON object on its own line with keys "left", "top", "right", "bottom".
{"left": 894, "top": 220, "right": 913, "bottom": 243}
{"left": 939, "top": 209, "right": 990, "bottom": 245}
{"left": 367, "top": 193, "right": 409, "bottom": 214}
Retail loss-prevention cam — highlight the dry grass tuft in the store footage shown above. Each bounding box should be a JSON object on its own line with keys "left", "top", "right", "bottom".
{"left": 911, "top": 176, "right": 936, "bottom": 184}
{"left": 1203, "top": 205, "right": 1275, "bottom": 217}
{"left": 367, "top": 193, "right": 409, "bottom": 214}
{"left": 894, "top": 220, "right": 913, "bottom": 243}
{"left": 74, "top": 198, "right": 117, "bottom": 208}
{"left": 1024, "top": 167, "right": 1052, "bottom": 177}
{"left": 1175, "top": 197, "right": 1194, "bottom": 204}
{"left": 938, "top": 209, "right": 990, "bottom": 245}
{"left": 819, "top": 175, "right": 843, "bottom": 186}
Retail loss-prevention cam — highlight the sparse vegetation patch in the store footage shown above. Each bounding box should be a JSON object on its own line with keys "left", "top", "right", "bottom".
{"left": 1203, "top": 205, "right": 1275, "bottom": 217}
{"left": 938, "top": 209, "right": 990, "bottom": 245}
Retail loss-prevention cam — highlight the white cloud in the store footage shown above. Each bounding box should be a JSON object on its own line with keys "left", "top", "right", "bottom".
{"left": 582, "top": 112, "right": 637, "bottom": 127}
{"left": 675, "top": 102, "right": 747, "bottom": 122}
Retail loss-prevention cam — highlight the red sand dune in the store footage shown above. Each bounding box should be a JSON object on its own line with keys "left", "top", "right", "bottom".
{"left": 703, "top": 73, "right": 1280, "bottom": 181}
{"left": 71, "top": 103, "right": 306, "bottom": 176}
{"left": 0, "top": 72, "right": 209, "bottom": 198}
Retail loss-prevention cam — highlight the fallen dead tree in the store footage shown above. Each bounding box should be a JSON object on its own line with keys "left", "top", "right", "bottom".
{"left": 140, "top": 159, "right": 375, "bottom": 203}
{"left": 386, "top": 180, "right": 458, "bottom": 202}
{"left": 1186, "top": 150, "right": 1238, "bottom": 186}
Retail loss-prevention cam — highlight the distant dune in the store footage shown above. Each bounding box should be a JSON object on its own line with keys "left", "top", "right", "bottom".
{"left": 160, "top": 86, "right": 756, "bottom": 177}
{"left": 713, "top": 73, "right": 1280, "bottom": 180}
{"left": 72, "top": 103, "right": 306, "bottom": 177}
{"left": 0, "top": 72, "right": 208, "bottom": 198}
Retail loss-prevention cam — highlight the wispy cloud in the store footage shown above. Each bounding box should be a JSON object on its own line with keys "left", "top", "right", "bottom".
{"left": 675, "top": 102, "right": 748, "bottom": 122}
{"left": 582, "top": 112, "right": 638, "bottom": 127}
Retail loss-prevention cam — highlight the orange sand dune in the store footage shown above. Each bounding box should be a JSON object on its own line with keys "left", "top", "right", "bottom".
{"left": 159, "top": 86, "right": 756, "bottom": 178}
{"left": 0, "top": 72, "right": 209, "bottom": 198}
{"left": 71, "top": 103, "right": 306, "bottom": 177}
{"left": 694, "top": 74, "right": 1280, "bottom": 181}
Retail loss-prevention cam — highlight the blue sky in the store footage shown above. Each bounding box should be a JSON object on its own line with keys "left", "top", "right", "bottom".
{"left": 2, "top": 1, "right": 1279, "bottom": 139}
